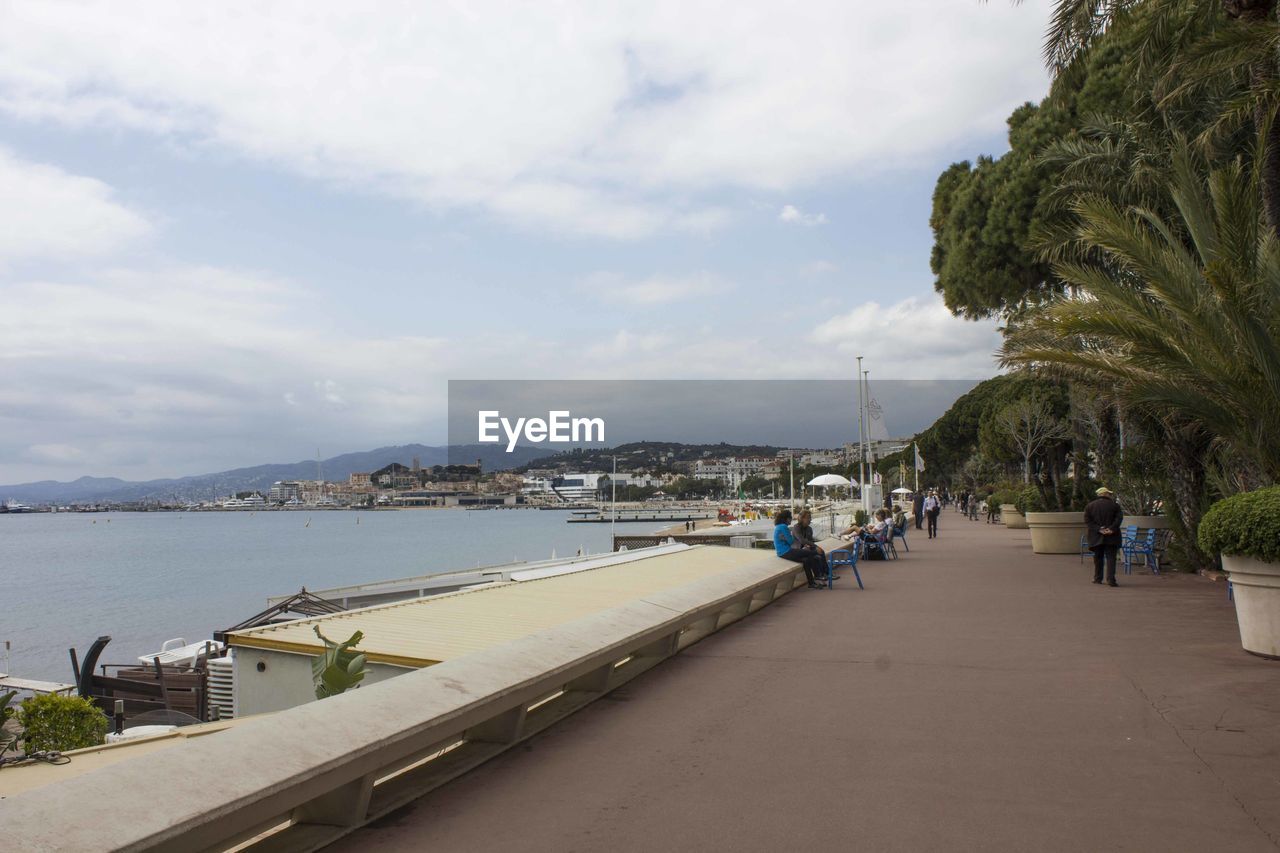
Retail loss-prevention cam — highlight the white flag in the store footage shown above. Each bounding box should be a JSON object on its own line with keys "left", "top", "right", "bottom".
{"left": 914, "top": 444, "right": 925, "bottom": 472}
{"left": 867, "top": 398, "right": 891, "bottom": 441}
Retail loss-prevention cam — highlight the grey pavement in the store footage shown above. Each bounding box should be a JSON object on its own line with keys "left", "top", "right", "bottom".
{"left": 336, "top": 512, "right": 1280, "bottom": 852}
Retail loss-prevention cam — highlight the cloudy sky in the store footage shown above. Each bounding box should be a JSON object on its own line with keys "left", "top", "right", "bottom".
{"left": 0, "top": 1, "right": 1052, "bottom": 483}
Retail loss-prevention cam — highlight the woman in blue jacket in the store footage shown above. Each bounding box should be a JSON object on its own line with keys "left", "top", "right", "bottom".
{"left": 774, "top": 509, "right": 827, "bottom": 588}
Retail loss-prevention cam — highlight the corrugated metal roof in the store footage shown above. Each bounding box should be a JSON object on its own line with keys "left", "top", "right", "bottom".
{"left": 227, "top": 545, "right": 778, "bottom": 667}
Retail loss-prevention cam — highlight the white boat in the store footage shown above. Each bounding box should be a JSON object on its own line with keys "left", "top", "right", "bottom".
{"left": 3, "top": 499, "right": 33, "bottom": 513}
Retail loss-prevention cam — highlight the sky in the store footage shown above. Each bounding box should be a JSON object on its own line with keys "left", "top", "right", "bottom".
{"left": 0, "top": 1, "right": 1053, "bottom": 483}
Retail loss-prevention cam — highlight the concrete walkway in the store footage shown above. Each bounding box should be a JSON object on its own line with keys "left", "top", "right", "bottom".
{"left": 336, "top": 513, "right": 1280, "bottom": 852}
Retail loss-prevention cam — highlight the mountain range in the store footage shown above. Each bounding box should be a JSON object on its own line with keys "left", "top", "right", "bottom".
{"left": 0, "top": 444, "right": 551, "bottom": 504}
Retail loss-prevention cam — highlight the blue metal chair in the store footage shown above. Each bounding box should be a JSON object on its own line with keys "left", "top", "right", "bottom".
{"left": 1123, "top": 528, "right": 1160, "bottom": 574}
{"left": 891, "top": 522, "right": 910, "bottom": 552}
{"left": 828, "top": 540, "right": 864, "bottom": 590}
{"left": 1082, "top": 524, "right": 1137, "bottom": 564}
{"left": 878, "top": 526, "right": 899, "bottom": 560}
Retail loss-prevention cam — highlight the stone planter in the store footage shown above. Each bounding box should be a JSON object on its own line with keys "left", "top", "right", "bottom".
{"left": 1124, "top": 515, "right": 1169, "bottom": 533}
{"left": 1222, "top": 554, "right": 1280, "bottom": 659}
{"left": 1025, "top": 511, "right": 1086, "bottom": 555}
{"left": 1001, "top": 505, "right": 1028, "bottom": 530}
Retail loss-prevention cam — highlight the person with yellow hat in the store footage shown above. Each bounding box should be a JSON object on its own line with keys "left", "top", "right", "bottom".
{"left": 1084, "top": 486, "right": 1125, "bottom": 586}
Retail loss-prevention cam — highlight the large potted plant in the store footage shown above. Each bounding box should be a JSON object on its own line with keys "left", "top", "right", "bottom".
{"left": 992, "top": 488, "right": 1027, "bottom": 529}
{"left": 1198, "top": 486, "right": 1280, "bottom": 658}
{"left": 1021, "top": 485, "right": 1087, "bottom": 555}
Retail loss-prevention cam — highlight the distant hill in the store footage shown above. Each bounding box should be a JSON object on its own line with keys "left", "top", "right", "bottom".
{"left": 519, "top": 441, "right": 790, "bottom": 473}
{"left": 0, "top": 443, "right": 550, "bottom": 505}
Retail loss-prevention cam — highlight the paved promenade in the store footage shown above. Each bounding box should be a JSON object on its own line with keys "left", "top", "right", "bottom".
{"left": 337, "top": 513, "right": 1280, "bottom": 852}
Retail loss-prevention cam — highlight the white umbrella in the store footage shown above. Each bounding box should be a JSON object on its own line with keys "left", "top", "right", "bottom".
{"left": 807, "top": 473, "right": 851, "bottom": 487}
{"left": 891, "top": 487, "right": 913, "bottom": 495}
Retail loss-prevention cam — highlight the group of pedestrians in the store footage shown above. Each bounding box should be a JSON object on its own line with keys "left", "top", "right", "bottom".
{"left": 773, "top": 482, "right": 1131, "bottom": 591}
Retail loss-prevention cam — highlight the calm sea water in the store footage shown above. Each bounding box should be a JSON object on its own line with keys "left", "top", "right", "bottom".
{"left": 0, "top": 509, "right": 655, "bottom": 682}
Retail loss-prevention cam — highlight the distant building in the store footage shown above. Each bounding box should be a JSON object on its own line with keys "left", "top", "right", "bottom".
{"left": 799, "top": 451, "right": 840, "bottom": 467}
{"left": 268, "top": 481, "right": 301, "bottom": 503}
{"left": 349, "top": 472, "right": 372, "bottom": 489}
{"left": 692, "top": 457, "right": 771, "bottom": 483}
{"left": 522, "top": 472, "right": 659, "bottom": 501}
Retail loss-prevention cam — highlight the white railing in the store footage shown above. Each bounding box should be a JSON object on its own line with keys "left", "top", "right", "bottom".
{"left": 0, "top": 546, "right": 836, "bottom": 853}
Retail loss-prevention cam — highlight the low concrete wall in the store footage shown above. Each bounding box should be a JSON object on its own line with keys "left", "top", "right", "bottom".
{"left": 0, "top": 544, "right": 835, "bottom": 852}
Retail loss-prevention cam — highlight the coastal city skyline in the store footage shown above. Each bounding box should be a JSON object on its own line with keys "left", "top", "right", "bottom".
{"left": 0, "top": 1, "right": 1051, "bottom": 483}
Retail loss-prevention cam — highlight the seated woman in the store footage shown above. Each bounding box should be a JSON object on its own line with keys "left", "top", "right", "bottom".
{"left": 773, "top": 509, "right": 827, "bottom": 588}
{"left": 791, "top": 509, "right": 826, "bottom": 559}
{"left": 865, "top": 509, "right": 890, "bottom": 535}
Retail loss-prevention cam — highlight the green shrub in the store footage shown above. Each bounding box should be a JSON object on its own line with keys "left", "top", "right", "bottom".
{"left": 17, "top": 693, "right": 108, "bottom": 752}
{"left": 854, "top": 509, "right": 869, "bottom": 527}
{"left": 1197, "top": 486, "right": 1280, "bottom": 563}
{"left": 1014, "top": 485, "right": 1046, "bottom": 515}
{"left": 989, "top": 489, "right": 1018, "bottom": 508}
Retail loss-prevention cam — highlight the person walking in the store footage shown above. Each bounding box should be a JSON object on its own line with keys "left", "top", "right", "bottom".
{"left": 924, "top": 491, "right": 940, "bottom": 539}
{"left": 912, "top": 491, "right": 925, "bottom": 530}
{"left": 1084, "top": 486, "right": 1125, "bottom": 586}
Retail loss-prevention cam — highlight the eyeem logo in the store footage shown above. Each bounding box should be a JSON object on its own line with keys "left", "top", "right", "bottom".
{"left": 478, "top": 410, "right": 605, "bottom": 452}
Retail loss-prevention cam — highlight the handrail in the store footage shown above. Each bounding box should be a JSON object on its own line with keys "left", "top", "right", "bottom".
{"left": 0, "top": 544, "right": 836, "bottom": 853}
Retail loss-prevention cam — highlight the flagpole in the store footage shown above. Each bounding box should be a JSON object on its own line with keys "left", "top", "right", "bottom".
{"left": 789, "top": 451, "right": 795, "bottom": 515}
{"left": 914, "top": 441, "right": 920, "bottom": 493}
{"left": 863, "top": 368, "right": 872, "bottom": 508}
{"left": 856, "top": 355, "right": 865, "bottom": 512}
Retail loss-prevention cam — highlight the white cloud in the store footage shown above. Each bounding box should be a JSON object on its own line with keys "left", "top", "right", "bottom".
{"left": 0, "top": 1, "right": 1051, "bottom": 238}
{"left": 811, "top": 295, "right": 1002, "bottom": 378}
{"left": 25, "top": 443, "right": 85, "bottom": 464}
{"left": 0, "top": 147, "right": 149, "bottom": 264}
{"left": 581, "top": 271, "right": 731, "bottom": 305}
{"left": 801, "top": 260, "right": 839, "bottom": 275}
{"left": 779, "top": 204, "right": 827, "bottom": 227}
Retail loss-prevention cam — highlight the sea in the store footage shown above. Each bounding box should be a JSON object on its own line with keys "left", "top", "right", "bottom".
{"left": 0, "top": 508, "right": 658, "bottom": 683}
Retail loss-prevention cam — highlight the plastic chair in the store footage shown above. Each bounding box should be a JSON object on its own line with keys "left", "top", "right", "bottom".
{"left": 828, "top": 541, "right": 864, "bottom": 590}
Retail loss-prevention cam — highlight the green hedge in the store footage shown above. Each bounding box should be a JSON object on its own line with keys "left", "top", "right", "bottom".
{"left": 1197, "top": 486, "right": 1280, "bottom": 563}
{"left": 17, "top": 693, "right": 108, "bottom": 752}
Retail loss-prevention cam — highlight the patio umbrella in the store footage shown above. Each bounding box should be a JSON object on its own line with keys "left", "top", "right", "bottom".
{"left": 891, "top": 487, "right": 912, "bottom": 495}
{"left": 807, "top": 473, "right": 852, "bottom": 487}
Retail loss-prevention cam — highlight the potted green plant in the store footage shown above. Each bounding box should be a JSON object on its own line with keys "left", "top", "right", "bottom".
{"left": 1021, "top": 485, "right": 1087, "bottom": 555}
{"left": 992, "top": 488, "right": 1027, "bottom": 529}
{"left": 1198, "top": 486, "right": 1280, "bottom": 658}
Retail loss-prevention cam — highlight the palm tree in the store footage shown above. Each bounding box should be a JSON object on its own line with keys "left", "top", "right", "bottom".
{"left": 1003, "top": 145, "right": 1280, "bottom": 485}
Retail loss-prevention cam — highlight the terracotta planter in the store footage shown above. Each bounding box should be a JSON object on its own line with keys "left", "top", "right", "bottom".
{"left": 1025, "top": 511, "right": 1086, "bottom": 555}
{"left": 1001, "top": 505, "right": 1028, "bottom": 530}
{"left": 1222, "top": 554, "right": 1280, "bottom": 659}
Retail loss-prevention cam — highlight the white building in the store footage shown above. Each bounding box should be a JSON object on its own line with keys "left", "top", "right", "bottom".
{"left": 692, "top": 457, "right": 772, "bottom": 483}
{"left": 268, "top": 481, "right": 301, "bottom": 503}
{"left": 522, "top": 472, "right": 660, "bottom": 501}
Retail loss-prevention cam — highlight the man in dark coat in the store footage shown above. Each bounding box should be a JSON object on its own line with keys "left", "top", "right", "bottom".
{"left": 1084, "top": 486, "right": 1125, "bottom": 586}
{"left": 912, "top": 491, "right": 925, "bottom": 530}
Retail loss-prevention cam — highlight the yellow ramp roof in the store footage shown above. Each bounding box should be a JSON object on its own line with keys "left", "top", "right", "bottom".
{"left": 227, "top": 545, "right": 776, "bottom": 667}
